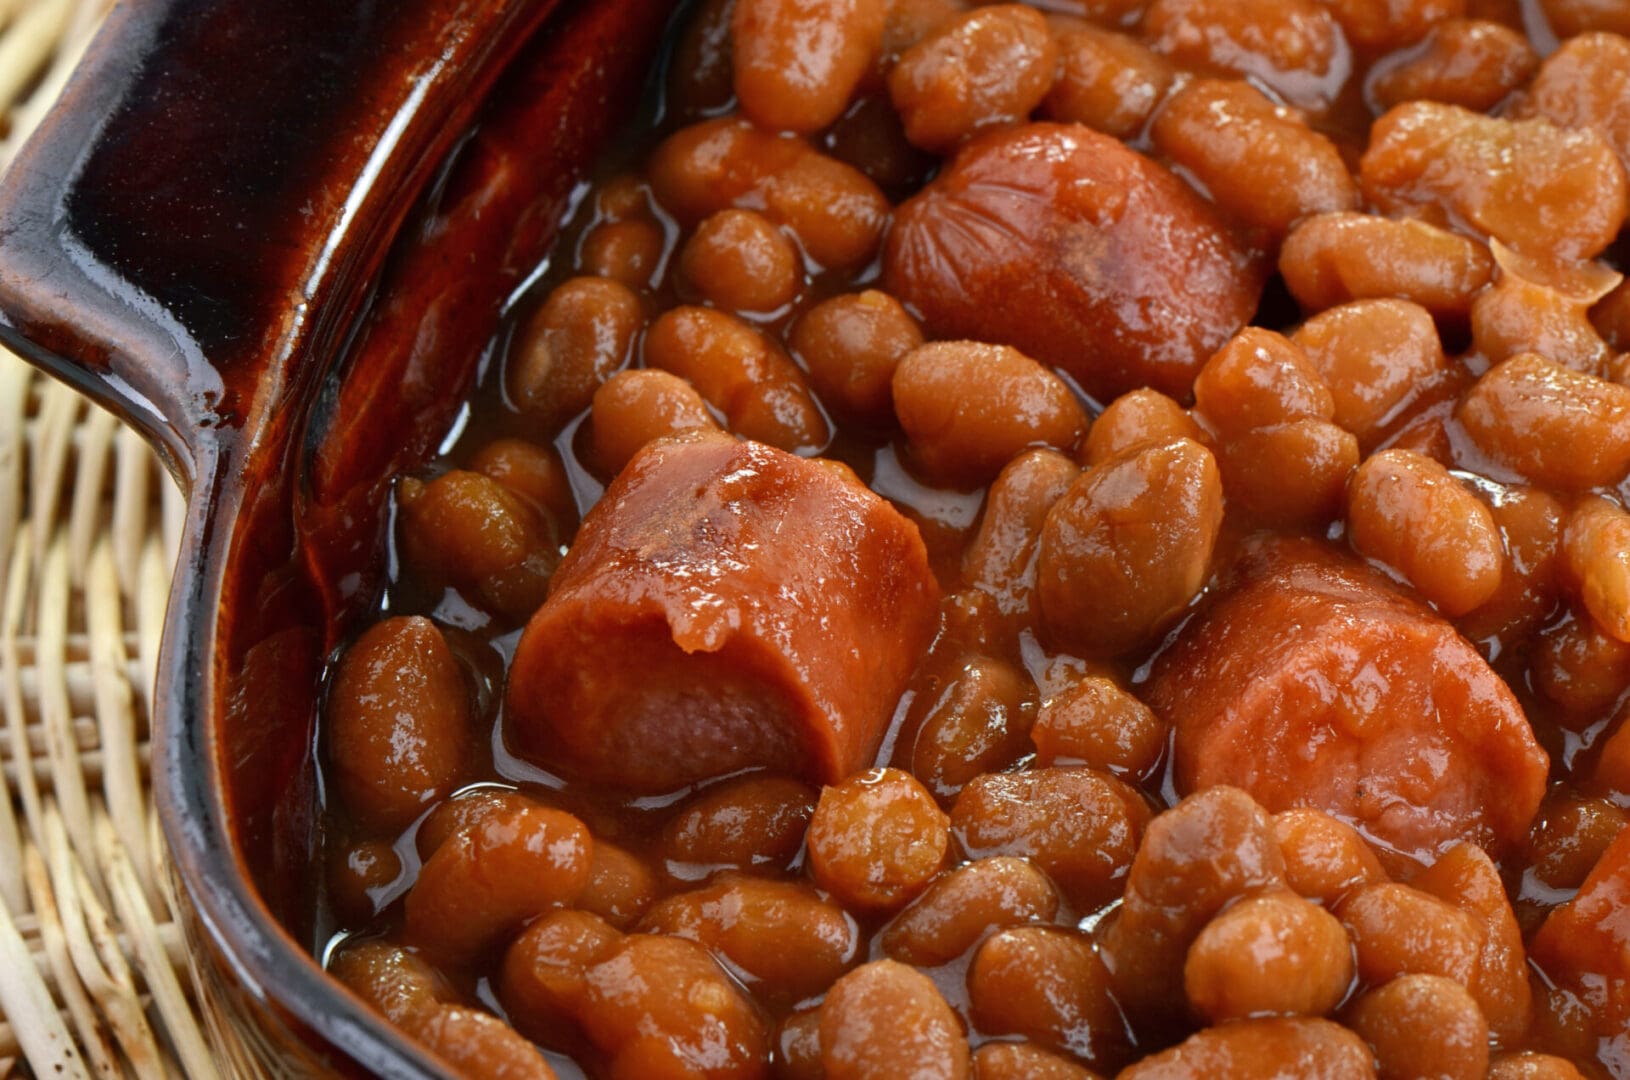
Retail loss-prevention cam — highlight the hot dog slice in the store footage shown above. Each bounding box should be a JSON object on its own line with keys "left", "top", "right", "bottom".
{"left": 506, "top": 432, "right": 940, "bottom": 792}
{"left": 1146, "top": 538, "right": 1547, "bottom": 867}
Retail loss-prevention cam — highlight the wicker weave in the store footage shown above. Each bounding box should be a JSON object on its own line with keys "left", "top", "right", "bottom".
{"left": 0, "top": 2, "right": 224, "bottom": 1076}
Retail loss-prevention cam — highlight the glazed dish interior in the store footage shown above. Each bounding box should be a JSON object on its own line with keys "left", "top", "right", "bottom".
{"left": 286, "top": 0, "right": 1630, "bottom": 1076}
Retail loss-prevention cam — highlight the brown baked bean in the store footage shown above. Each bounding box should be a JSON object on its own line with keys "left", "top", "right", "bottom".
{"left": 1279, "top": 212, "right": 1495, "bottom": 320}
{"left": 580, "top": 934, "right": 770, "bottom": 1078}
{"left": 732, "top": 0, "right": 886, "bottom": 134}
{"left": 889, "top": 5, "right": 1058, "bottom": 152}
{"left": 807, "top": 767, "right": 950, "bottom": 911}
{"left": 1142, "top": 0, "right": 1349, "bottom": 112}
{"left": 1596, "top": 720, "right": 1630, "bottom": 804}
{"left": 641, "top": 875, "right": 860, "bottom": 1001}
{"left": 1100, "top": 787, "right": 1287, "bottom": 1016}
{"left": 509, "top": 277, "right": 643, "bottom": 429}
{"left": 1118, "top": 1017, "right": 1376, "bottom": 1079}
{"left": 1037, "top": 438, "right": 1224, "bottom": 657}
{"left": 790, "top": 290, "right": 923, "bottom": 425}
{"left": 882, "top": 122, "right": 1264, "bottom": 403}
{"left": 1517, "top": 32, "right": 1630, "bottom": 172}
{"left": 1151, "top": 79, "right": 1358, "bottom": 237}
{"left": 1368, "top": 19, "right": 1536, "bottom": 113}
{"left": 1472, "top": 241, "right": 1621, "bottom": 373}
{"left": 579, "top": 841, "right": 658, "bottom": 929}
{"left": 777, "top": 1009, "right": 823, "bottom": 1080}
{"left": 648, "top": 117, "right": 889, "bottom": 269}
{"left": 968, "top": 927, "right": 1125, "bottom": 1067}
{"left": 1597, "top": 277, "right": 1630, "bottom": 353}
{"left": 1272, "top": 808, "right": 1387, "bottom": 906}
{"left": 328, "top": 840, "right": 402, "bottom": 925}
{"left": 415, "top": 788, "right": 535, "bottom": 860}
{"left": 894, "top": 341, "right": 1087, "bottom": 487}
{"left": 1488, "top": 1054, "right": 1592, "bottom": 1080}
{"left": 952, "top": 767, "right": 1148, "bottom": 910}
{"left": 326, "top": 617, "right": 475, "bottom": 833}
{"left": 1563, "top": 496, "right": 1630, "bottom": 643}
{"left": 906, "top": 655, "right": 1036, "bottom": 799}
{"left": 1220, "top": 420, "right": 1362, "bottom": 526}
{"left": 1532, "top": 607, "right": 1630, "bottom": 714}
{"left": 1415, "top": 842, "right": 1532, "bottom": 1042}
{"left": 1346, "top": 448, "right": 1504, "bottom": 616}
{"left": 820, "top": 960, "right": 969, "bottom": 1080}
{"left": 1080, "top": 390, "right": 1204, "bottom": 467}
{"left": 1539, "top": 0, "right": 1630, "bottom": 36}
{"left": 499, "top": 910, "right": 622, "bottom": 1041}
{"left": 881, "top": 856, "right": 1060, "bottom": 966}
{"left": 962, "top": 449, "right": 1080, "bottom": 628}
{"left": 1292, "top": 299, "right": 1446, "bottom": 450}
{"left": 679, "top": 209, "right": 802, "bottom": 314}
{"left": 667, "top": 0, "right": 736, "bottom": 120}
{"left": 330, "top": 940, "right": 449, "bottom": 1028}
{"left": 1194, "top": 328, "right": 1334, "bottom": 435}
{"left": 1526, "top": 796, "right": 1629, "bottom": 892}
{"left": 467, "top": 438, "right": 576, "bottom": 528}
{"left": 588, "top": 369, "right": 722, "bottom": 478}
{"left": 578, "top": 218, "right": 666, "bottom": 290}
{"left": 1183, "top": 888, "right": 1354, "bottom": 1022}
{"left": 823, "top": 93, "right": 936, "bottom": 196}
{"left": 413, "top": 1005, "right": 558, "bottom": 1080}
{"left": 1457, "top": 353, "right": 1630, "bottom": 491}
{"left": 1456, "top": 482, "right": 1565, "bottom": 652}
{"left": 1336, "top": 881, "right": 1482, "bottom": 987}
{"left": 1360, "top": 102, "right": 1629, "bottom": 261}
{"left": 1348, "top": 974, "right": 1489, "bottom": 1080}
{"left": 882, "top": 0, "right": 971, "bottom": 62}
{"left": 659, "top": 774, "right": 818, "bottom": 885}
{"left": 644, "top": 306, "right": 829, "bottom": 453}
{"left": 1031, "top": 674, "right": 1166, "bottom": 780}
{"left": 1322, "top": 0, "right": 1466, "bottom": 50}
{"left": 1528, "top": 827, "right": 1630, "bottom": 1050}
{"left": 1043, "top": 22, "right": 1173, "bottom": 140}
{"left": 397, "top": 470, "right": 561, "bottom": 619}
{"left": 972, "top": 1043, "right": 1100, "bottom": 1080}
{"left": 404, "top": 803, "right": 594, "bottom": 960}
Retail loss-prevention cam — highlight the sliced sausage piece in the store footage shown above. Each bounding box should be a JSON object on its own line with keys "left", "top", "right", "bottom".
{"left": 883, "top": 122, "right": 1265, "bottom": 402}
{"left": 1146, "top": 538, "right": 1548, "bottom": 867}
{"left": 506, "top": 432, "right": 940, "bottom": 792}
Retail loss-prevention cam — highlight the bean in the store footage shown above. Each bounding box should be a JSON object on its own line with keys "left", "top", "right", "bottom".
{"left": 962, "top": 449, "right": 1080, "bottom": 627}
{"left": 397, "top": 471, "right": 561, "bottom": 618}
{"left": 893, "top": 341, "right": 1087, "bottom": 487}
{"left": 1184, "top": 888, "right": 1354, "bottom": 1022}
{"left": 1030, "top": 674, "right": 1166, "bottom": 781}
{"left": 1457, "top": 353, "right": 1630, "bottom": 491}
{"left": 732, "top": 0, "right": 886, "bottom": 134}
{"left": 1489, "top": 1054, "right": 1591, "bottom": 1080}
{"left": 1471, "top": 241, "right": 1621, "bottom": 373}
{"left": 1538, "top": 0, "right": 1630, "bottom": 36}
{"left": 1517, "top": 31, "right": 1630, "bottom": 172}
{"left": 952, "top": 767, "right": 1148, "bottom": 911}
{"left": 667, "top": 0, "right": 736, "bottom": 120}
{"left": 881, "top": 856, "right": 1060, "bottom": 967}
{"left": 578, "top": 217, "right": 665, "bottom": 290}
{"left": 889, "top": 5, "right": 1059, "bottom": 152}
{"left": 579, "top": 841, "right": 658, "bottom": 929}
{"left": 330, "top": 940, "right": 449, "bottom": 1028}
{"left": 658, "top": 774, "right": 818, "bottom": 884}
{"left": 1194, "top": 328, "right": 1333, "bottom": 435}
{"left": 906, "top": 655, "right": 1036, "bottom": 799}
{"left": 467, "top": 438, "right": 576, "bottom": 528}
{"left": 1526, "top": 795, "right": 1629, "bottom": 892}
{"left": 1272, "top": 809, "right": 1386, "bottom": 907}
{"left": 1347, "top": 448, "right": 1504, "bottom": 616}
{"left": 1336, "top": 881, "right": 1483, "bottom": 987}
{"left": 1322, "top": 0, "right": 1466, "bottom": 49}
{"left": 1291, "top": 299, "right": 1446, "bottom": 450}
{"left": 1043, "top": 22, "right": 1173, "bottom": 140}
{"left": 1279, "top": 212, "right": 1494, "bottom": 320}
{"left": 1347, "top": 974, "right": 1489, "bottom": 1080}
{"left": 968, "top": 927, "right": 1125, "bottom": 1068}
{"left": 1118, "top": 1017, "right": 1375, "bottom": 1079}
{"left": 1368, "top": 19, "right": 1536, "bottom": 113}
{"left": 498, "top": 910, "right": 621, "bottom": 1041}
{"left": 644, "top": 306, "right": 829, "bottom": 453}
{"left": 1081, "top": 390, "right": 1203, "bottom": 467}
{"left": 790, "top": 290, "right": 923, "bottom": 425}
{"left": 1037, "top": 438, "right": 1224, "bottom": 657}
{"left": 1563, "top": 496, "right": 1630, "bottom": 643}
{"left": 1456, "top": 482, "right": 1565, "bottom": 653}
{"left": 1361, "top": 102, "right": 1628, "bottom": 261}
{"left": 820, "top": 960, "right": 970, "bottom": 1080}
{"left": 679, "top": 209, "right": 801, "bottom": 314}
{"left": 327, "top": 840, "right": 403, "bottom": 925}
{"left": 509, "top": 277, "right": 644, "bottom": 429}
{"left": 1150, "top": 79, "right": 1357, "bottom": 237}
{"left": 972, "top": 1043, "right": 1100, "bottom": 1080}
{"left": 807, "top": 767, "right": 950, "bottom": 912}
{"left": 588, "top": 369, "right": 721, "bottom": 478}
{"left": 326, "top": 616, "right": 475, "bottom": 833}
{"left": 641, "top": 875, "right": 860, "bottom": 1001}
{"left": 412, "top": 1005, "right": 558, "bottom": 1080}
{"left": 1532, "top": 607, "right": 1630, "bottom": 714}
{"left": 1414, "top": 841, "right": 1532, "bottom": 1042}
{"left": 1142, "top": 0, "right": 1348, "bottom": 112}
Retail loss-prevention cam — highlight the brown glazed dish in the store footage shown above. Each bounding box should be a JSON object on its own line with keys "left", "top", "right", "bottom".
{"left": 0, "top": 0, "right": 679, "bottom": 1073}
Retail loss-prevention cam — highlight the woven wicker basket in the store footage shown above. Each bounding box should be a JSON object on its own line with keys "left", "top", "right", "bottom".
{"left": 0, "top": 2, "right": 231, "bottom": 1076}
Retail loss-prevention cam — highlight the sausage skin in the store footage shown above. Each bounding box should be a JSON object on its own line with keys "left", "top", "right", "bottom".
{"left": 506, "top": 432, "right": 940, "bottom": 791}
{"left": 1147, "top": 538, "right": 1548, "bottom": 867}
